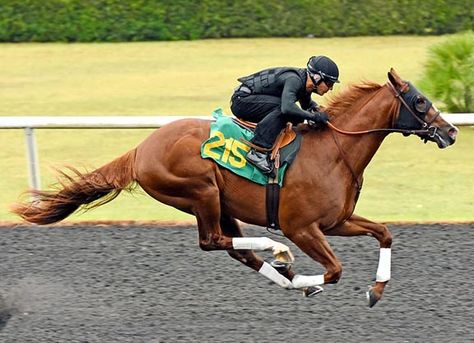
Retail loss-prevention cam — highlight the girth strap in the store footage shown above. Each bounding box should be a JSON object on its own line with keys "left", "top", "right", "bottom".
{"left": 266, "top": 155, "right": 281, "bottom": 230}
{"left": 265, "top": 123, "right": 295, "bottom": 230}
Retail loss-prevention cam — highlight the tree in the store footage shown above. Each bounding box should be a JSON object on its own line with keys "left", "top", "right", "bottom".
{"left": 419, "top": 31, "right": 474, "bottom": 113}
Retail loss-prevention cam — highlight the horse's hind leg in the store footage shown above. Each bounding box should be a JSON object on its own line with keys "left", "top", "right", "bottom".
{"left": 324, "top": 214, "right": 393, "bottom": 307}
{"left": 220, "top": 214, "right": 296, "bottom": 286}
{"left": 193, "top": 187, "right": 233, "bottom": 251}
{"left": 220, "top": 214, "right": 264, "bottom": 270}
{"left": 192, "top": 191, "right": 294, "bottom": 289}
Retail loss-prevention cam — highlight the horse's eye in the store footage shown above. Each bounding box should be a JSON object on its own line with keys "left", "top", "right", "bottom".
{"left": 414, "top": 96, "right": 427, "bottom": 113}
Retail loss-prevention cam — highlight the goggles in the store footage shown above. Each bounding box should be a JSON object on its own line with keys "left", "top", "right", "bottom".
{"left": 319, "top": 71, "right": 339, "bottom": 87}
{"left": 309, "top": 71, "right": 338, "bottom": 88}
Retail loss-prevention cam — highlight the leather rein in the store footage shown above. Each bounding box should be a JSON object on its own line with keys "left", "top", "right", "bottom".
{"left": 326, "top": 81, "right": 441, "bottom": 194}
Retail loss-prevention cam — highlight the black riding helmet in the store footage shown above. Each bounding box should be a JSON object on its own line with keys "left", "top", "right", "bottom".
{"left": 307, "top": 55, "right": 340, "bottom": 86}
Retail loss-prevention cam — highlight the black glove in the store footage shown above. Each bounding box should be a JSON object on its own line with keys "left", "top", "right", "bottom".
{"left": 309, "top": 101, "right": 319, "bottom": 112}
{"left": 308, "top": 111, "right": 329, "bottom": 125}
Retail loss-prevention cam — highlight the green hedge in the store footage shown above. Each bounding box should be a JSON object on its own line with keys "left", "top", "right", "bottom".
{"left": 0, "top": 0, "right": 473, "bottom": 42}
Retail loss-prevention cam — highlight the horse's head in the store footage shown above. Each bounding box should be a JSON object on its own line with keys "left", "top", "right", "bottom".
{"left": 388, "top": 68, "right": 458, "bottom": 148}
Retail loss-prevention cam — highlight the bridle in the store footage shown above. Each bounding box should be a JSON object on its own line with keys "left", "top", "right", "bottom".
{"left": 327, "top": 81, "right": 440, "bottom": 138}
{"left": 326, "top": 80, "right": 441, "bottom": 195}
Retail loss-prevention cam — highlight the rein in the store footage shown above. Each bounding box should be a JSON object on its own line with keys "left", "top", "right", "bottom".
{"left": 329, "top": 128, "right": 363, "bottom": 195}
{"left": 327, "top": 121, "right": 436, "bottom": 136}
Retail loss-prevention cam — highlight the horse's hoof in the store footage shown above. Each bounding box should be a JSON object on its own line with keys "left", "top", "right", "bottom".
{"left": 273, "top": 250, "right": 295, "bottom": 264}
{"left": 366, "top": 286, "right": 380, "bottom": 308}
{"left": 270, "top": 259, "right": 291, "bottom": 273}
{"left": 303, "top": 286, "right": 323, "bottom": 297}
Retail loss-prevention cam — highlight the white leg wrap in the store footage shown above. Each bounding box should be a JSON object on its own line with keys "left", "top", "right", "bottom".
{"left": 291, "top": 274, "right": 325, "bottom": 288}
{"left": 376, "top": 248, "right": 391, "bottom": 282}
{"left": 258, "top": 262, "right": 293, "bottom": 289}
{"left": 232, "top": 237, "right": 290, "bottom": 254}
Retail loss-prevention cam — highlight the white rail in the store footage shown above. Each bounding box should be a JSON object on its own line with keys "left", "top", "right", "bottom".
{"left": 0, "top": 114, "right": 472, "bottom": 191}
{"left": 0, "top": 116, "right": 212, "bottom": 129}
{"left": 0, "top": 116, "right": 212, "bottom": 191}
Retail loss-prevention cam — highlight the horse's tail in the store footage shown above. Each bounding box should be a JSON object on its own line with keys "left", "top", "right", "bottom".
{"left": 11, "top": 149, "right": 137, "bottom": 225}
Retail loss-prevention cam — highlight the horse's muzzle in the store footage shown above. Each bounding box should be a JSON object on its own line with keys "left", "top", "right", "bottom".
{"left": 431, "top": 124, "right": 458, "bottom": 149}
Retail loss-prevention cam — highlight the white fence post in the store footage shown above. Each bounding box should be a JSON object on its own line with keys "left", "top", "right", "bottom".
{"left": 24, "top": 127, "right": 41, "bottom": 191}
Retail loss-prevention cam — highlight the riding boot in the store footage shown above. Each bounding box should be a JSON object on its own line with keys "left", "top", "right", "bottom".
{"left": 246, "top": 149, "right": 274, "bottom": 174}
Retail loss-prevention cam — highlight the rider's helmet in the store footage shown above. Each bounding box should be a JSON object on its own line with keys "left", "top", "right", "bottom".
{"left": 307, "top": 55, "right": 340, "bottom": 87}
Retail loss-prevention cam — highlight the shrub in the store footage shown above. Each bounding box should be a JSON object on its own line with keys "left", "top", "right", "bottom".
{"left": 419, "top": 31, "right": 474, "bottom": 113}
{"left": 0, "top": 0, "right": 472, "bottom": 42}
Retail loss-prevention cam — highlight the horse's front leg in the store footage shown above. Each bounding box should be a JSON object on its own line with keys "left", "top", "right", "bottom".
{"left": 284, "top": 223, "right": 343, "bottom": 294}
{"left": 325, "top": 214, "right": 393, "bottom": 307}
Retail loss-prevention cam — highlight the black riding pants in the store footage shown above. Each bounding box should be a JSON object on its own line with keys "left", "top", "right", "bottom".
{"left": 231, "top": 92, "right": 301, "bottom": 148}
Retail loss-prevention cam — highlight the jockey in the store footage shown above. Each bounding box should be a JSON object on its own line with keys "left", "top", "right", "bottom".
{"left": 230, "top": 55, "right": 339, "bottom": 173}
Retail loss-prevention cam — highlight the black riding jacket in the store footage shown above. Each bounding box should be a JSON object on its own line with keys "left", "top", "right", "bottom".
{"left": 238, "top": 67, "right": 318, "bottom": 121}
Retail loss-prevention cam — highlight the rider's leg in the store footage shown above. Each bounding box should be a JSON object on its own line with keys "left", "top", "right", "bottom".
{"left": 251, "top": 106, "right": 287, "bottom": 149}
{"left": 231, "top": 93, "right": 281, "bottom": 123}
{"left": 231, "top": 94, "right": 285, "bottom": 172}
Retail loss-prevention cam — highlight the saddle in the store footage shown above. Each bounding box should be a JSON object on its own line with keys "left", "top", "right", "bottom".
{"left": 233, "top": 118, "right": 297, "bottom": 165}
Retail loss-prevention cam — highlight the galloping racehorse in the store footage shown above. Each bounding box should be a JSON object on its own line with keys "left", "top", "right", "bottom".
{"left": 13, "top": 69, "right": 458, "bottom": 307}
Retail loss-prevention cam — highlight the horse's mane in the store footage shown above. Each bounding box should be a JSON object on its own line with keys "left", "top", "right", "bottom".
{"left": 325, "top": 81, "right": 383, "bottom": 116}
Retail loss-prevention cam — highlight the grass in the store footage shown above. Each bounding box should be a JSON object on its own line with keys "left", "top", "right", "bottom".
{"left": 1, "top": 36, "right": 473, "bottom": 223}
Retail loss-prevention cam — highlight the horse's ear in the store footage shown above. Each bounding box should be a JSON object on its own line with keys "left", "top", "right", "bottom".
{"left": 388, "top": 68, "right": 403, "bottom": 87}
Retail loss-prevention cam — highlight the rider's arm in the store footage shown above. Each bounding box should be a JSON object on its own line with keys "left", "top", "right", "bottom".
{"left": 280, "top": 76, "right": 315, "bottom": 121}
{"left": 300, "top": 92, "right": 318, "bottom": 111}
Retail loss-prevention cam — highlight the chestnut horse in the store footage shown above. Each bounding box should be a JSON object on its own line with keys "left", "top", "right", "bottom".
{"left": 13, "top": 69, "right": 458, "bottom": 307}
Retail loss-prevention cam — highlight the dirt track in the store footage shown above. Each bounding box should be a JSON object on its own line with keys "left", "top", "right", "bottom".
{"left": 0, "top": 223, "right": 473, "bottom": 343}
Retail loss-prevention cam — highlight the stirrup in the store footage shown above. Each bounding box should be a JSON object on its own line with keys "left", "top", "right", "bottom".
{"left": 246, "top": 150, "right": 274, "bottom": 173}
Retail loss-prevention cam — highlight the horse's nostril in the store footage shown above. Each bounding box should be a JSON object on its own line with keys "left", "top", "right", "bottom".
{"left": 448, "top": 127, "right": 458, "bottom": 139}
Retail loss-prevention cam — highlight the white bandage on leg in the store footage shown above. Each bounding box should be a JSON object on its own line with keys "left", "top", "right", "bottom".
{"left": 232, "top": 237, "right": 289, "bottom": 254}
{"left": 232, "top": 237, "right": 272, "bottom": 250}
{"left": 258, "top": 262, "right": 293, "bottom": 289}
{"left": 376, "top": 248, "right": 391, "bottom": 282}
{"left": 291, "top": 274, "right": 325, "bottom": 288}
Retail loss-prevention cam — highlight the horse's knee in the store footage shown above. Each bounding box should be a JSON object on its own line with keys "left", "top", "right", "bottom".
{"left": 325, "top": 263, "right": 343, "bottom": 284}
{"left": 378, "top": 225, "right": 392, "bottom": 248}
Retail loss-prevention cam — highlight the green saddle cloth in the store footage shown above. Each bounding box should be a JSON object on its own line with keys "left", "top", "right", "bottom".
{"left": 200, "top": 108, "right": 301, "bottom": 186}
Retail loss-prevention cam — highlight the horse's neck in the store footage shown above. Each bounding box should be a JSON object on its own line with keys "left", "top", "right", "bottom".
{"left": 326, "top": 86, "right": 396, "bottom": 174}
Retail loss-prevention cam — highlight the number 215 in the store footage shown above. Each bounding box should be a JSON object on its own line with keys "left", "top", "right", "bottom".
{"left": 203, "top": 131, "right": 250, "bottom": 168}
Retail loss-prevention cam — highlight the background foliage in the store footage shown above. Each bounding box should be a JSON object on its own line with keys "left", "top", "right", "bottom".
{"left": 419, "top": 31, "right": 474, "bottom": 112}
{"left": 0, "top": 0, "right": 473, "bottom": 42}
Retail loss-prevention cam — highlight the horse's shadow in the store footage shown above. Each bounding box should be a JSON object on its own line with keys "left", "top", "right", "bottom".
{"left": 0, "top": 294, "right": 13, "bottom": 331}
